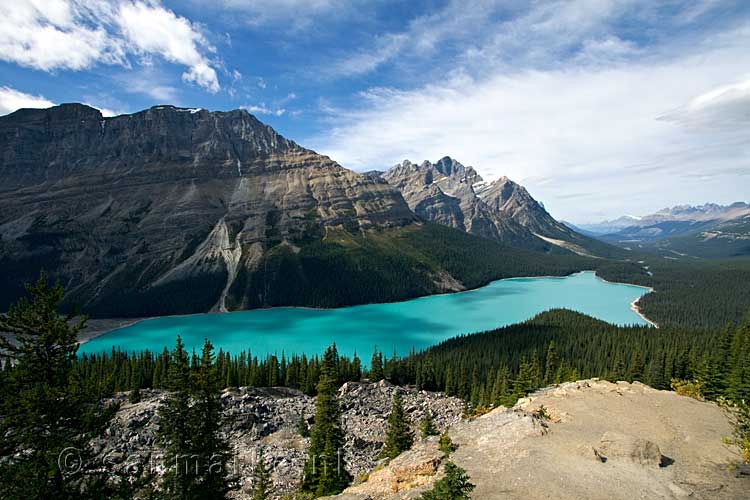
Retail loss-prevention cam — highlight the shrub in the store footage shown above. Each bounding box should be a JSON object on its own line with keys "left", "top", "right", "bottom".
{"left": 419, "top": 461, "right": 474, "bottom": 500}
{"left": 439, "top": 431, "right": 457, "bottom": 455}
{"left": 671, "top": 378, "right": 705, "bottom": 401}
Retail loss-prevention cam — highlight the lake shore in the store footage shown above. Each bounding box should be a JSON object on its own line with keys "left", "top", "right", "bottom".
{"left": 589, "top": 271, "right": 658, "bottom": 328}
{"left": 630, "top": 297, "right": 659, "bottom": 328}
{"left": 78, "top": 269, "right": 655, "bottom": 346}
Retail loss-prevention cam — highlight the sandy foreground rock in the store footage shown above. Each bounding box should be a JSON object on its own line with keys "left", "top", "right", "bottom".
{"left": 328, "top": 379, "right": 747, "bottom": 499}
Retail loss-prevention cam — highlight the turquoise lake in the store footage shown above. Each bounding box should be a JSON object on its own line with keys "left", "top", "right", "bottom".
{"left": 79, "top": 271, "right": 651, "bottom": 359}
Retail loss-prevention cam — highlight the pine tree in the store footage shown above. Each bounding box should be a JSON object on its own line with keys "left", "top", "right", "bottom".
{"left": 0, "top": 274, "right": 110, "bottom": 499}
{"left": 511, "top": 359, "right": 533, "bottom": 402}
{"left": 544, "top": 341, "right": 557, "bottom": 384}
{"left": 129, "top": 365, "right": 143, "bottom": 403}
{"left": 157, "top": 336, "right": 194, "bottom": 499}
{"left": 419, "top": 461, "right": 474, "bottom": 500}
{"left": 728, "top": 321, "right": 750, "bottom": 402}
{"left": 420, "top": 409, "right": 439, "bottom": 438}
{"left": 301, "top": 345, "right": 350, "bottom": 496}
{"left": 629, "top": 349, "right": 644, "bottom": 382}
{"left": 252, "top": 447, "right": 272, "bottom": 500}
{"left": 370, "top": 347, "right": 384, "bottom": 382}
{"left": 492, "top": 366, "right": 510, "bottom": 406}
{"left": 381, "top": 391, "right": 415, "bottom": 459}
{"left": 444, "top": 366, "right": 455, "bottom": 396}
{"left": 612, "top": 354, "right": 626, "bottom": 381}
{"left": 529, "top": 353, "right": 542, "bottom": 388}
{"left": 351, "top": 351, "right": 362, "bottom": 381}
{"left": 648, "top": 352, "right": 667, "bottom": 389}
{"left": 189, "top": 339, "right": 230, "bottom": 499}
{"left": 719, "top": 398, "right": 750, "bottom": 465}
{"left": 129, "top": 386, "right": 142, "bottom": 404}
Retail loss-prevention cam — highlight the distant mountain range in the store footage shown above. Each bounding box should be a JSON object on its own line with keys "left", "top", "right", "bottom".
{"left": 568, "top": 203, "right": 750, "bottom": 258}
{"left": 0, "top": 104, "right": 604, "bottom": 317}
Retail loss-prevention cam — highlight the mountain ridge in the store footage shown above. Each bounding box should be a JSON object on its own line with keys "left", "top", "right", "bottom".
{"left": 0, "top": 104, "right": 591, "bottom": 317}
{"left": 574, "top": 202, "right": 750, "bottom": 235}
{"left": 381, "top": 156, "right": 619, "bottom": 258}
{"left": 579, "top": 202, "right": 750, "bottom": 258}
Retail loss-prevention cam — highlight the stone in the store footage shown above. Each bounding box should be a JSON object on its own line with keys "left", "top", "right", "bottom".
{"left": 595, "top": 431, "right": 663, "bottom": 467}
{"left": 84, "top": 382, "right": 463, "bottom": 498}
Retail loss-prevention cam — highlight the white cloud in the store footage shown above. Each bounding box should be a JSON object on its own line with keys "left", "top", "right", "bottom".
{"left": 310, "top": 23, "right": 750, "bottom": 221}
{"left": 0, "top": 0, "right": 123, "bottom": 71}
{"left": 83, "top": 102, "right": 119, "bottom": 117}
{"left": 197, "top": 0, "right": 361, "bottom": 29}
{"left": 0, "top": 86, "right": 54, "bottom": 115}
{"left": 114, "top": 67, "right": 181, "bottom": 101}
{"left": 116, "top": 1, "right": 219, "bottom": 92}
{"left": 659, "top": 79, "right": 750, "bottom": 130}
{"left": 242, "top": 104, "right": 285, "bottom": 116}
{"left": 325, "top": 0, "right": 741, "bottom": 80}
{"left": 329, "top": 33, "right": 408, "bottom": 77}
{"left": 0, "top": 0, "right": 220, "bottom": 92}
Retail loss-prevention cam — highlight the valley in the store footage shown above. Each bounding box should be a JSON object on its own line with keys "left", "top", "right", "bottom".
{"left": 1, "top": 105, "right": 748, "bottom": 500}
{"left": 79, "top": 271, "right": 651, "bottom": 358}
{"left": 2, "top": 3, "right": 749, "bottom": 499}
{"left": 0, "top": 104, "right": 607, "bottom": 319}
{"left": 572, "top": 203, "right": 750, "bottom": 259}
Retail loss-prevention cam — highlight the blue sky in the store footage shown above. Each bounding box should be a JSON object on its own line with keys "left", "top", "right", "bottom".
{"left": 1, "top": 0, "right": 748, "bottom": 222}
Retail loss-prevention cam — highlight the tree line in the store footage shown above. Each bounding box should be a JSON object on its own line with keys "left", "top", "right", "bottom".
{"left": 49, "top": 309, "right": 748, "bottom": 411}
{"left": 1, "top": 275, "right": 748, "bottom": 499}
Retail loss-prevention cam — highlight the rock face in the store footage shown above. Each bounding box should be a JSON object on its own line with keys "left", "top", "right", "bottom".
{"left": 0, "top": 104, "right": 420, "bottom": 315}
{"left": 88, "top": 381, "right": 464, "bottom": 498}
{"left": 329, "top": 379, "right": 747, "bottom": 500}
{"left": 382, "top": 157, "right": 610, "bottom": 257}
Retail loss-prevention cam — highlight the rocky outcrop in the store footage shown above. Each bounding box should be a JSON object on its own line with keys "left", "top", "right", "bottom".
{"left": 382, "top": 157, "right": 612, "bottom": 257}
{"left": 80, "top": 379, "right": 747, "bottom": 499}
{"left": 329, "top": 379, "right": 746, "bottom": 499}
{"left": 328, "top": 438, "right": 446, "bottom": 499}
{"left": 87, "top": 381, "right": 463, "bottom": 498}
{"left": 0, "top": 104, "right": 421, "bottom": 315}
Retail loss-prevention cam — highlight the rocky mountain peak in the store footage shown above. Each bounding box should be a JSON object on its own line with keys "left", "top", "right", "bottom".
{"left": 478, "top": 175, "right": 544, "bottom": 218}
{"left": 382, "top": 156, "right": 613, "bottom": 257}
{"left": 0, "top": 103, "right": 417, "bottom": 316}
{"left": 0, "top": 103, "right": 312, "bottom": 192}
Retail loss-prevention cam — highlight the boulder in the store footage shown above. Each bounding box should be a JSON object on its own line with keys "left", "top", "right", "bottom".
{"left": 342, "top": 440, "right": 444, "bottom": 497}
{"left": 595, "top": 431, "right": 663, "bottom": 467}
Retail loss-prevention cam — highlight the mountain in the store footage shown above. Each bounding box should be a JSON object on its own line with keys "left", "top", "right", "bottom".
{"left": 638, "top": 216, "right": 750, "bottom": 258}
{"left": 650, "top": 202, "right": 750, "bottom": 222}
{"left": 381, "top": 157, "right": 618, "bottom": 258}
{"left": 589, "top": 203, "right": 750, "bottom": 258}
{"left": 570, "top": 216, "right": 643, "bottom": 235}
{"left": 0, "top": 104, "right": 587, "bottom": 317}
